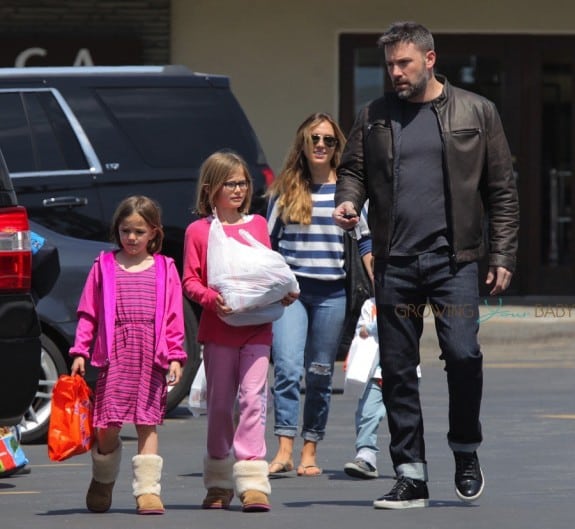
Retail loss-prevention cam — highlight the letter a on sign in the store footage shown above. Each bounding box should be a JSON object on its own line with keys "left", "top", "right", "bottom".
{"left": 73, "top": 48, "right": 95, "bottom": 66}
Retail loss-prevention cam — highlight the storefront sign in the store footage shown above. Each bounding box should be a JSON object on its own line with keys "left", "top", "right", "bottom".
{"left": 0, "top": 37, "right": 142, "bottom": 67}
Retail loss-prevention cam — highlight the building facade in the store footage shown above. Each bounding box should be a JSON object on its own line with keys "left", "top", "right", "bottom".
{"left": 2, "top": 0, "right": 575, "bottom": 296}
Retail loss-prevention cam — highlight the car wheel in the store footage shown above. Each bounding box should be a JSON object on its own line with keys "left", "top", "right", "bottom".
{"left": 20, "top": 334, "right": 67, "bottom": 444}
{"left": 165, "top": 299, "right": 202, "bottom": 414}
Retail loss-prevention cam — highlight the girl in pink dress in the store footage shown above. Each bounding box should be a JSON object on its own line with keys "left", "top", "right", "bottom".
{"left": 182, "top": 151, "right": 297, "bottom": 513}
{"left": 70, "top": 195, "right": 186, "bottom": 515}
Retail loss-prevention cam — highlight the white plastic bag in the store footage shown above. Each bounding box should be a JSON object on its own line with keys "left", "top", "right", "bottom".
{"left": 187, "top": 360, "right": 207, "bottom": 415}
{"left": 207, "top": 215, "right": 299, "bottom": 325}
{"left": 343, "top": 335, "right": 379, "bottom": 398}
{"left": 220, "top": 301, "right": 286, "bottom": 327}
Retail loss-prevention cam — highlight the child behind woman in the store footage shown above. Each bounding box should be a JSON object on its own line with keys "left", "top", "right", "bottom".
{"left": 182, "top": 151, "right": 297, "bottom": 513}
{"left": 70, "top": 195, "right": 186, "bottom": 515}
{"left": 344, "top": 295, "right": 386, "bottom": 479}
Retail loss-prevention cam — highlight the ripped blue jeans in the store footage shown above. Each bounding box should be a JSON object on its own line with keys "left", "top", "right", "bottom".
{"left": 271, "top": 277, "right": 346, "bottom": 442}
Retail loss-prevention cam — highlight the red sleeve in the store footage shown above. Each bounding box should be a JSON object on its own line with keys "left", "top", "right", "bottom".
{"left": 182, "top": 219, "right": 220, "bottom": 311}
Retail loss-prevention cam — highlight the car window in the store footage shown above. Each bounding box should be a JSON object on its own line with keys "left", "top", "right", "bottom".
{"left": 0, "top": 93, "right": 34, "bottom": 173}
{"left": 0, "top": 91, "right": 89, "bottom": 174}
{"left": 96, "top": 87, "right": 260, "bottom": 168}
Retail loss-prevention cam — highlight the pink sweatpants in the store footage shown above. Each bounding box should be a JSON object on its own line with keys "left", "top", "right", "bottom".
{"left": 203, "top": 342, "right": 270, "bottom": 461}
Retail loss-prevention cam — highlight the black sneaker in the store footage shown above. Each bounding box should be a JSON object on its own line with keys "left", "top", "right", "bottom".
{"left": 344, "top": 458, "right": 378, "bottom": 479}
{"left": 454, "top": 451, "right": 484, "bottom": 502}
{"left": 373, "top": 476, "right": 429, "bottom": 509}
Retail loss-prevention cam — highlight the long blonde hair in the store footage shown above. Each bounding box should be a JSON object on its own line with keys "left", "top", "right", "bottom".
{"left": 267, "top": 112, "right": 346, "bottom": 225}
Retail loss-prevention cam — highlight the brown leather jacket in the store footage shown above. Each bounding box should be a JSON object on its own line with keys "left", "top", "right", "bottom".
{"left": 335, "top": 76, "right": 519, "bottom": 272}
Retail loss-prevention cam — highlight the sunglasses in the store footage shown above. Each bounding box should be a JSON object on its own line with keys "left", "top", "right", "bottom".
{"left": 222, "top": 180, "right": 249, "bottom": 191}
{"left": 311, "top": 134, "right": 338, "bottom": 148}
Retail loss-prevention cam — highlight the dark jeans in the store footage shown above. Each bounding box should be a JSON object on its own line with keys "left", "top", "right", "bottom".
{"left": 374, "top": 249, "right": 483, "bottom": 480}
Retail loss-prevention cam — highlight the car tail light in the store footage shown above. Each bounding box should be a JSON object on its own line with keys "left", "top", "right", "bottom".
{"left": 0, "top": 206, "right": 32, "bottom": 292}
{"left": 261, "top": 166, "right": 275, "bottom": 187}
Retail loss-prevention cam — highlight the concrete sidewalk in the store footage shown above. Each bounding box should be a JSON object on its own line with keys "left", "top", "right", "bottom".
{"left": 418, "top": 296, "right": 575, "bottom": 365}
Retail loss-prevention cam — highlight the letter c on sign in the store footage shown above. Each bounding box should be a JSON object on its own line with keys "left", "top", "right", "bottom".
{"left": 15, "top": 47, "right": 47, "bottom": 67}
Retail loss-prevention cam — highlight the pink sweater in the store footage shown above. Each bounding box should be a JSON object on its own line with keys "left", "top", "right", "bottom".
{"left": 182, "top": 214, "right": 273, "bottom": 346}
{"left": 69, "top": 251, "right": 187, "bottom": 369}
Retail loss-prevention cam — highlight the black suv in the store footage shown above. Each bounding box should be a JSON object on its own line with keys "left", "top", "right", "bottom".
{"left": 0, "top": 150, "right": 42, "bottom": 427}
{"left": 0, "top": 65, "right": 274, "bottom": 442}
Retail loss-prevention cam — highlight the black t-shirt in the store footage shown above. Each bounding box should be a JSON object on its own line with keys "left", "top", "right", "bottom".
{"left": 390, "top": 101, "right": 448, "bottom": 256}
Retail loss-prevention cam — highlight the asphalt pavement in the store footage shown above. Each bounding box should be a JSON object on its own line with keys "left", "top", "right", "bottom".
{"left": 2, "top": 300, "right": 575, "bottom": 529}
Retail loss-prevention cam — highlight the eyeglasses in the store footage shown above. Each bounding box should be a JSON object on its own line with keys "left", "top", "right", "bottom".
{"left": 222, "top": 180, "right": 249, "bottom": 191}
{"left": 311, "top": 134, "right": 338, "bottom": 148}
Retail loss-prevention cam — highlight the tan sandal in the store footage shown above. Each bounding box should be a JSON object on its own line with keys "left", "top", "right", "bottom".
{"left": 296, "top": 464, "right": 323, "bottom": 477}
{"left": 268, "top": 460, "right": 294, "bottom": 474}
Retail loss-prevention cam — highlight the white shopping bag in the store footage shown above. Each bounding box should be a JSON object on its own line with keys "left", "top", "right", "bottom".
{"left": 344, "top": 335, "right": 379, "bottom": 398}
{"left": 187, "top": 360, "right": 207, "bottom": 416}
{"left": 207, "top": 215, "right": 299, "bottom": 325}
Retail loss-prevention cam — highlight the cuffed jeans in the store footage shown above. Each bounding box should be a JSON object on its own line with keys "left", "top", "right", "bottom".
{"left": 354, "top": 378, "right": 387, "bottom": 467}
{"left": 375, "top": 249, "right": 483, "bottom": 481}
{"left": 271, "top": 278, "right": 346, "bottom": 442}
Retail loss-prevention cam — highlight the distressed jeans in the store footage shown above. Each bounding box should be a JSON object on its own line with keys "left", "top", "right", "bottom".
{"left": 374, "top": 249, "right": 483, "bottom": 481}
{"left": 271, "top": 278, "right": 346, "bottom": 442}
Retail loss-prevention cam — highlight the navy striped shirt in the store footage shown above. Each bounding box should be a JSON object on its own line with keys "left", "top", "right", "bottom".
{"left": 267, "top": 183, "right": 371, "bottom": 281}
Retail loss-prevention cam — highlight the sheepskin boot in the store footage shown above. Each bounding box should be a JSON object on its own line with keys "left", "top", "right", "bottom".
{"left": 202, "top": 455, "right": 235, "bottom": 509}
{"left": 132, "top": 454, "right": 165, "bottom": 515}
{"left": 233, "top": 460, "right": 271, "bottom": 513}
{"left": 86, "top": 442, "right": 122, "bottom": 513}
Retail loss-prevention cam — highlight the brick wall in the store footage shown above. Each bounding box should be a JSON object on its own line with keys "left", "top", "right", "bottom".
{"left": 0, "top": 0, "right": 170, "bottom": 65}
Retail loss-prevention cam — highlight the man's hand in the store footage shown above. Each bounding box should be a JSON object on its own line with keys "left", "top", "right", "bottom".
{"left": 333, "top": 201, "right": 359, "bottom": 230}
{"left": 485, "top": 266, "right": 513, "bottom": 295}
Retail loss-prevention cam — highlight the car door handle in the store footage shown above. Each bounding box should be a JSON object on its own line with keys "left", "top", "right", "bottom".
{"left": 42, "top": 196, "right": 88, "bottom": 208}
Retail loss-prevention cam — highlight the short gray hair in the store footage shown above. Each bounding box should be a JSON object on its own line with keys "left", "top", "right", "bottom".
{"left": 377, "top": 21, "right": 434, "bottom": 53}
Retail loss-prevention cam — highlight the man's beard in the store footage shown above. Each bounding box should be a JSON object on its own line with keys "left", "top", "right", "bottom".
{"left": 395, "top": 73, "right": 428, "bottom": 100}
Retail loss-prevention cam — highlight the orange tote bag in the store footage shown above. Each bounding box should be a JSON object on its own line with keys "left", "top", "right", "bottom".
{"left": 48, "top": 375, "right": 94, "bottom": 461}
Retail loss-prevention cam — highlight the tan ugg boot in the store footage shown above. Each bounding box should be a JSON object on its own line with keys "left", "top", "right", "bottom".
{"left": 132, "top": 454, "right": 165, "bottom": 515}
{"left": 86, "top": 443, "right": 122, "bottom": 513}
{"left": 233, "top": 460, "right": 271, "bottom": 513}
{"left": 202, "top": 455, "right": 234, "bottom": 509}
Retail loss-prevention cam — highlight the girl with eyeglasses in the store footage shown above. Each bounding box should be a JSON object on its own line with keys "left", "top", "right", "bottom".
{"left": 182, "top": 151, "right": 297, "bottom": 513}
{"left": 266, "top": 113, "right": 372, "bottom": 477}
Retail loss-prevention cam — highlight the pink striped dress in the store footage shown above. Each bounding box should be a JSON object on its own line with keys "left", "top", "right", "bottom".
{"left": 92, "top": 262, "right": 167, "bottom": 428}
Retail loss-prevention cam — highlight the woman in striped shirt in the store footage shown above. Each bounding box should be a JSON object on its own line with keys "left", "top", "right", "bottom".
{"left": 267, "top": 113, "right": 371, "bottom": 477}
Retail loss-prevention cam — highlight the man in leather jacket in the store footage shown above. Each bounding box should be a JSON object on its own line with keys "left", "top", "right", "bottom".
{"left": 333, "top": 21, "right": 519, "bottom": 510}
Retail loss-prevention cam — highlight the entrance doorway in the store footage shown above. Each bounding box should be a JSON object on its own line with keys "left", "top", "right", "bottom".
{"left": 339, "top": 34, "right": 575, "bottom": 295}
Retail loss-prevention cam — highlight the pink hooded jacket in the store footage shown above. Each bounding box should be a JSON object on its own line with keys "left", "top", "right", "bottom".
{"left": 69, "top": 251, "right": 187, "bottom": 369}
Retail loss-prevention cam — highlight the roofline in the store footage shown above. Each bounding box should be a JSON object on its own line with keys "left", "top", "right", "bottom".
{"left": 0, "top": 65, "right": 227, "bottom": 79}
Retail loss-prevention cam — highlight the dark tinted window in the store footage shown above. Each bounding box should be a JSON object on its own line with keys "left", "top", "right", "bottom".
{"left": 96, "top": 87, "right": 261, "bottom": 168}
{"left": 28, "top": 92, "right": 89, "bottom": 171}
{"left": 0, "top": 93, "right": 34, "bottom": 173}
{"left": 0, "top": 90, "right": 89, "bottom": 173}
